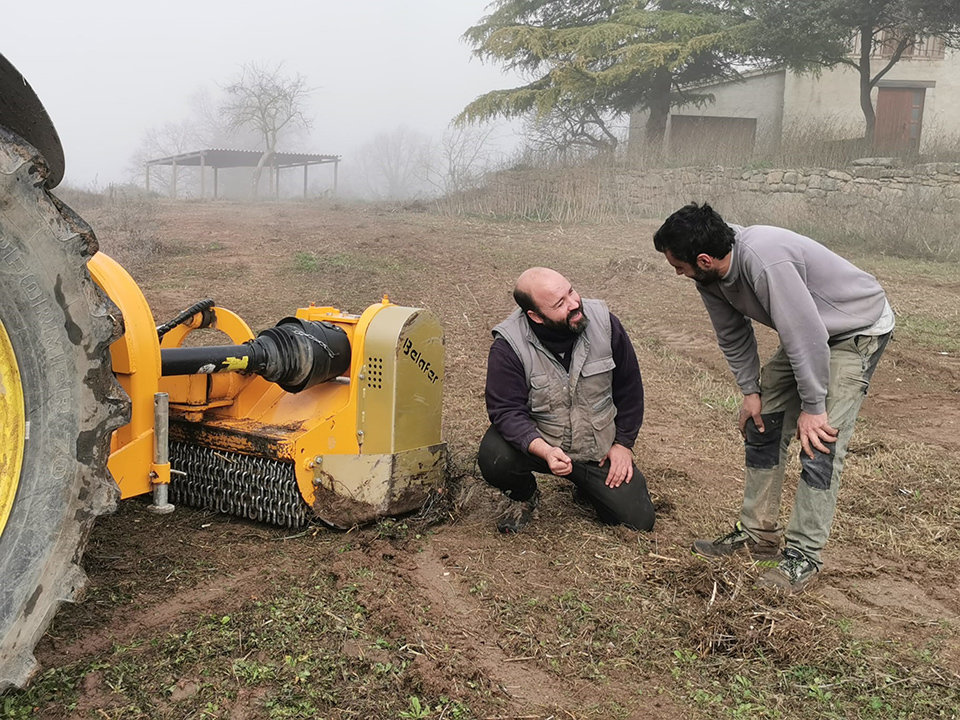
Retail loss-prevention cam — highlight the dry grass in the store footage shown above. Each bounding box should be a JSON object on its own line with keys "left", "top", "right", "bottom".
{"left": 724, "top": 195, "right": 960, "bottom": 263}
{"left": 445, "top": 148, "right": 960, "bottom": 263}
{"left": 454, "top": 497, "right": 960, "bottom": 718}
{"left": 839, "top": 441, "right": 960, "bottom": 565}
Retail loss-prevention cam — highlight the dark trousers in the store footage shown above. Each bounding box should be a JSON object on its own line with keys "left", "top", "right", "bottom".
{"left": 477, "top": 425, "right": 655, "bottom": 531}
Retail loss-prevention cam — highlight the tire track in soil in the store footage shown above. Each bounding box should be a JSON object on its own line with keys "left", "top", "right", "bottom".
{"left": 410, "top": 543, "right": 582, "bottom": 713}
{"left": 331, "top": 536, "right": 588, "bottom": 716}
{"left": 38, "top": 565, "right": 280, "bottom": 667}
{"left": 402, "top": 535, "right": 689, "bottom": 720}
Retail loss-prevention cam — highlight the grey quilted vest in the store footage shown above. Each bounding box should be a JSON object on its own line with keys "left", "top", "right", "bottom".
{"left": 493, "top": 299, "right": 617, "bottom": 462}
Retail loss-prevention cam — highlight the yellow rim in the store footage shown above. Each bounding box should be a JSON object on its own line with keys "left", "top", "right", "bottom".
{"left": 0, "top": 317, "right": 26, "bottom": 537}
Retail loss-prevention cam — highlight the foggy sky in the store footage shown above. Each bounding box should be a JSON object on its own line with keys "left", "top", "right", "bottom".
{"left": 5, "top": 1, "right": 519, "bottom": 189}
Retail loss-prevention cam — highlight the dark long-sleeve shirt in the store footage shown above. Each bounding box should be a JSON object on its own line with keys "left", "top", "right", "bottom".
{"left": 485, "top": 313, "right": 644, "bottom": 454}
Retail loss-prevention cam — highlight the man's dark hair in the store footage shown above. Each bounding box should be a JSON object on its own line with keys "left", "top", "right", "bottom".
{"left": 513, "top": 287, "right": 538, "bottom": 315}
{"left": 653, "top": 202, "right": 736, "bottom": 265}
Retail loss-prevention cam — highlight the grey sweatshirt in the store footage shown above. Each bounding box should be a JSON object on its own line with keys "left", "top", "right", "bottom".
{"left": 697, "top": 224, "right": 888, "bottom": 414}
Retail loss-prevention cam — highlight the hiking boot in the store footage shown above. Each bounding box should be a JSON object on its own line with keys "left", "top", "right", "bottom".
{"left": 691, "top": 522, "right": 780, "bottom": 561}
{"left": 496, "top": 489, "right": 540, "bottom": 533}
{"left": 758, "top": 547, "right": 820, "bottom": 594}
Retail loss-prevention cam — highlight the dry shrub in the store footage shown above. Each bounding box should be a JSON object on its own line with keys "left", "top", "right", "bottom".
{"left": 453, "top": 146, "right": 960, "bottom": 262}
{"left": 53, "top": 184, "right": 108, "bottom": 211}
{"left": 776, "top": 116, "right": 869, "bottom": 167}
{"left": 626, "top": 555, "right": 842, "bottom": 667}
{"left": 442, "top": 161, "right": 637, "bottom": 224}
{"left": 61, "top": 185, "right": 163, "bottom": 267}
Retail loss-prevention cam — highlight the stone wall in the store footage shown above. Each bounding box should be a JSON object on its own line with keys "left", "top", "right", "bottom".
{"left": 731, "top": 161, "right": 960, "bottom": 215}
{"left": 468, "top": 160, "right": 960, "bottom": 223}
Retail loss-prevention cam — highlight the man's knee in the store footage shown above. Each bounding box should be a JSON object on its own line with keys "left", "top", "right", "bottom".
{"left": 588, "top": 468, "right": 655, "bottom": 531}
{"left": 744, "top": 412, "right": 785, "bottom": 468}
{"left": 478, "top": 426, "right": 515, "bottom": 472}
{"left": 477, "top": 426, "right": 536, "bottom": 496}
{"left": 615, "top": 499, "right": 655, "bottom": 531}
{"left": 799, "top": 442, "right": 837, "bottom": 490}
{"left": 620, "top": 472, "right": 655, "bottom": 531}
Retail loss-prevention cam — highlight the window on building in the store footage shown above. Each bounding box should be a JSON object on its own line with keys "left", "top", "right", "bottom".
{"left": 850, "top": 31, "right": 945, "bottom": 59}
{"left": 875, "top": 30, "right": 944, "bottom": 59}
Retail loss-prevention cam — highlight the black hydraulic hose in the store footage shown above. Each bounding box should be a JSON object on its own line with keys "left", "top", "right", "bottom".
{"left": 156, "top": 299, "right": 216, "bottom": 339}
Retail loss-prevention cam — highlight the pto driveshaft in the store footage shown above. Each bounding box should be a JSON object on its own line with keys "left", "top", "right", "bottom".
{"left": 160, "top": 317, "right": 350, "bottom": 393}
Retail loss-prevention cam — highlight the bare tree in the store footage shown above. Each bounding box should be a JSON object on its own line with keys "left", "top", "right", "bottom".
{"left": 129, "top": 119, "right": 204, "bottom": 194}
{"left": 355, "top": 126, "right": 431, "bottom": 200}
{"left": 220, "top": 62, "right": 312, "bottom": 197}
{"left": 425, "top": 123, "right": 499, "bottom": 195}
{"left": 521, "top": 102, "right": 623, "bottom": 164}
{"left": 189, "top": 87, "right": 235, "bottom": 148}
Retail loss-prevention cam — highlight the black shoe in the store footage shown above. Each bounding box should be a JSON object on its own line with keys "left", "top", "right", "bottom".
{"left": 691, "top": 522, "right": 780, "bottom": 560}
{"left": 496, "top": 489, "right": 540, "bottom": 533}
{"left": 758, "top": 547, "right": 820, "bottom": 594}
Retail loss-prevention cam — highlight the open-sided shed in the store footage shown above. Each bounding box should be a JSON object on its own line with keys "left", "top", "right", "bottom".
{"left": 145, "top": 149, "right": 340, "bottom": 199}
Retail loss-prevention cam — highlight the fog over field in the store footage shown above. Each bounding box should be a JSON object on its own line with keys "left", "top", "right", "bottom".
{"left": 7, "top": 1, "right": 520, "bottom": 191}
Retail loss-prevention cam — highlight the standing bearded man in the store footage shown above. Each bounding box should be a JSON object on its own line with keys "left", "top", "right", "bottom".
{"left": 654, "top": 203, "right": 894, "bottom": 594}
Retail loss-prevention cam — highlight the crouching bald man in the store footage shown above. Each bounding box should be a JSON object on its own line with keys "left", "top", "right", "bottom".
{"left": 478, "top": 267, "right": 655, "bottom": 534}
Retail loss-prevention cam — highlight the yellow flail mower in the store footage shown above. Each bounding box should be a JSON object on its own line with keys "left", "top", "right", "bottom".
{"left": 0, "top": 54, "right": 445, "bottom": 689}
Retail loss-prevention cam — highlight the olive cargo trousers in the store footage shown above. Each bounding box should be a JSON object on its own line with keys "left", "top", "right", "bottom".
{"left": 740, "top": 333, "right": 891, "bottom": 567}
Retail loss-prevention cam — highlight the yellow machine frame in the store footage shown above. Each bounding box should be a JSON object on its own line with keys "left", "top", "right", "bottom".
{"left": 88, "top": 252, "right": 168, "bottom": 499}
{"left": 88, "top": 251, "right": 445, "bottom": 527}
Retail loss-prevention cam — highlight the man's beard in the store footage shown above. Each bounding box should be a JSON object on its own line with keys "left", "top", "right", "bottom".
{"left": 694, "top": 266, "right": 723, "bottom": 285}
{"left": 540, "top": 303, "right": 589, "bottom": 334}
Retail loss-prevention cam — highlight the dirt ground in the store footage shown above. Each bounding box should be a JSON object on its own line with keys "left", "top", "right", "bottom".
{"left": 11, "top": 200, "right": 960, "bottom": 719}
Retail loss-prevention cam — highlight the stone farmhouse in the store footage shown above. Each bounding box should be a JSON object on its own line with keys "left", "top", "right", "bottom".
{"left": 629, "top": 33, "right": 960, "bottom": 161}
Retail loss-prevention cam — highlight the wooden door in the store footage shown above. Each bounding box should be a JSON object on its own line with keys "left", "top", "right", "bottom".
{"left": 875, "top": 87, "right": 925, "bottom": 152}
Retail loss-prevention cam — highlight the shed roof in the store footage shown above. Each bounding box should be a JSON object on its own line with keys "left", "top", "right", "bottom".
{"left": 146, "top": 148, "right": 340, "bottom": 169}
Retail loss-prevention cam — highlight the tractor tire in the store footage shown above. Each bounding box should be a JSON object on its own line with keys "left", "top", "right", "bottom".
{"left": 0, "top": 126, "right": 127, "bottom": 690}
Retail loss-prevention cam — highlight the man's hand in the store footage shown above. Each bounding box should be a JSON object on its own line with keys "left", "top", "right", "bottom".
{"left": 542, "top": 446, "right": 573, "bottom": 476}
{"left": 600, "top": 443, "right": 634, "bottom": 488}
{"left": 796, "top": 411, "right": 838, "bottom": 459}
{"left": 528, "top": 437, "right": 573, "bottom": 476}
{"left": 738, "top": 393, "right": 764, "bottom": 436}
